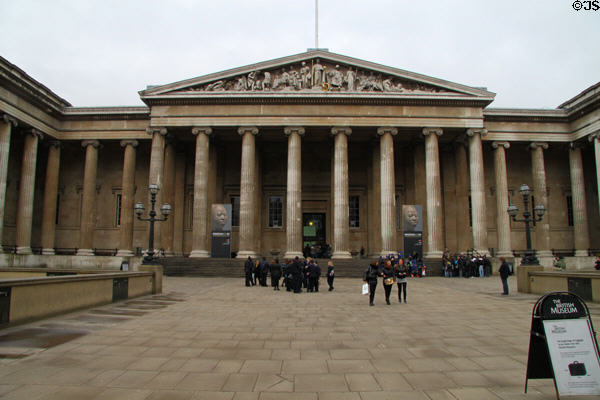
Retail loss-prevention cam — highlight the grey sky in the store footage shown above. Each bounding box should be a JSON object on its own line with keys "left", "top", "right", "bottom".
{"left": 1, "top": 0, "right": 598, "bottom": 108}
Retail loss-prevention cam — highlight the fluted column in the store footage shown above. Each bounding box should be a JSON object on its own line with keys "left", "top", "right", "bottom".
{"left": 77, "top": 140, "right": 100, "bottom": 256}
{"left": 0, "top": 115, "right": 17, "bottom": 251}
{"left": 147, "top": 127, "right": 167, "bottom": 251}
{"left": 236, "top": 126, "right": 259, "bottom": 258}
{"left": 116, "top": 140, "right": 138, "bottom": 257}
{"left": 529, "top": 142, "right": 551, "bottom": 257}
{"left": 467, "top": 128, "right": 488, "bottom": 255}
{"left": 422, "top": 128, "right": 444, "bottom": 258}
{"left": 569, "top": 144, "right": 590, "bottom": 257}
{"left": 589, "top": 132, "right": 600, "bottom": 215}
{"left": 16, "top": 129, "right": 43, "bottom": 254}
{"left": 331, "top": 126, "right": 352, "bottom": 259}
{"left": 172, "top": 152, "right": 186, "bottom": 256}
{"left": 190, "top": 127, "right": 212, "bottom": 258}
{"left": 41, "top": 141, "right": 61, "bottom": 255}
{"left": 492, "top": 142, "right": 512, "bottom": 257}
{"left": 284, "top": 126, "right": 305, "bottom": 259}
{"left": 454, "top": 141, "right": 471, "bottom": 251}
{"left": 161, "top": 138, "right": 176, "bottom": 256}
{"left": 378, "top": 127, "right": 398, "bottom": 255}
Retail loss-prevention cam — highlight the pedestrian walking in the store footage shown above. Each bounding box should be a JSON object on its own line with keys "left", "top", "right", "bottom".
{"left": 395, "top": 261, "right": 408, "bottom": 303}
{"left": 270, "top": 258, "right": 282, "bottom": 290}
{"left": 326, "top": 261, "right": 335, "bottom": 291}
{"left": 381, "top": 260, "right": 395, "bottom": 305}
{"left": 498, "top": 256, "right": 510, "bottom": 295}
{"left": 363, "top": 262, "right": 379, "bottom": 306}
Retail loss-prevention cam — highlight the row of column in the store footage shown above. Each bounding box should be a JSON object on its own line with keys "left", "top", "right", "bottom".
{"left": 0, "top": 111, "right": 596, "bottom": 258}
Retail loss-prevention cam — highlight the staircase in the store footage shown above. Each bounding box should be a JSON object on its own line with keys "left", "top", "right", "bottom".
{"left": 159, "top": 257, "right": 444, "bottom": 278}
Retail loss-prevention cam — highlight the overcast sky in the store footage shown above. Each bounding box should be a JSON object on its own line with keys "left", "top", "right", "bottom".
{"left": 1, "top": 0, "right": 598, "bottom": 109}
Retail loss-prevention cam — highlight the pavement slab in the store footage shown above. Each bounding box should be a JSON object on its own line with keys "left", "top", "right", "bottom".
{"left": 0, "top": 275, "right": 596, "bottom": 399}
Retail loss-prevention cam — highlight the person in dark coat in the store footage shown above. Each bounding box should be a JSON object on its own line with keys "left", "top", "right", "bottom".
{"left": 270, "top": 258, "right": 282, "bottom": 290}
{"left": 381, "top": 260, "right": 395, "bottom": 305}
{"left": 244, "top": 256, "right": 254, "bottom": 287}
{"left": 259, "top": 258, "right": 269, "bottom": 287}
{"left": 308, "top": 261, "right": 321, "bottom": 292}
{"left": 291, "top": 257, "right": 303, "bottom": 293}
{"left": 326, "top": 261, "right": 335, "bottom": 291}
{"left": 498, "top": 256, "right": 510, "bottom": 295}
{"left": 395, "top": 261, "right": 408, "bottom": 303}
{"left": 363, "top": 262, "right": 380, "bottom": 306}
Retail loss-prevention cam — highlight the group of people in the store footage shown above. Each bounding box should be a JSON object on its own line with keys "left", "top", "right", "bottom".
{"left": 244, "top": 256, "right": 335, "bottom": 293}
{"left": 363, "top": 254, "right": 409, "bottom": 306}
{"left": 441, "top": 250, "right": 494, "bottom": 278}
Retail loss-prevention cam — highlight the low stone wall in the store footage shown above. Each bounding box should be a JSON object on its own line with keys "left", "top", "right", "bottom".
{"left": 0, "top": 266, "right": 162, "bottom": 325}
{"left": 527, "top": 270, "right": 600, "bottom": 303}
{"left": 0, "top": 254, "right": 144, "bottom": 270}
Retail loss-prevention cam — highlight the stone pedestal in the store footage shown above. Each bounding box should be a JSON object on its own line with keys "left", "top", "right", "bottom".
{"left": 236, "top": 127, "right": 259, "bottom": 258}
{"left": 284, "top": 126, "right": 304, "bottom": 259}
{"left": 77, "top": 140, "right": 100, "bottom": 256}
{"left": 117, "top": 140, "right": 138, "bottom": 257}
{"left": 422, "top": 128, "right": 444, "bottom": 258}
{"left": 569, "top": 145, "right": 590, "bottom": 257}
{"left": 16, "top": 130, "right": 42, "bottom": 255}
{"left": 41, "top": 141, "right": 61, "bottom": 255}
{"left": 190, "top": 127, "right": 212, "bottom": 258}
{"left": 467, "top": 128, "right": 488, "bottom": 255}
{"left": 492, "top": 142, "right": 512, "bottom": 258}
{"left": 516, "top": 264, "right": 544, "bottom": 294}
{"left": 378, "top": 127, "right": 397, "bottom": 255}
{"left": 331, "top": 127, "right": 352, "bottom": 259}
{"left": 0, "top": 115, "right": 17, "bottom": 253}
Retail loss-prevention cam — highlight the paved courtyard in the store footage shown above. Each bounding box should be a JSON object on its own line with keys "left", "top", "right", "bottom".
{"left": 0, "top": 275, "right": 598, "bottom": 400}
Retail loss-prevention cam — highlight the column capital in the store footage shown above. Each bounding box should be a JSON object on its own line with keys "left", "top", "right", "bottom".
{"left": 146, "top": 127, "right": 167, "bottom": 136}
{"left": 1, "top": 114, "right": 18, "bottom": 127}
{"left": 377, "top": 127, "right": 398, "bottom": 136}
{"left": 47, "top": 140, "right": 62, "bottom": 149}
{"left": 81, "top": 140, "right": 100, "bottom": 149}
{"left": 588, "top": 131, "right": 600, "bottom": 142}
{"left": 422, "top": 127, "right": 443, "bottom": 137}
{"left": 192, "top": 127, "right": 213, "bottom": 136}
{"left": 491, "top": 141, "right": 510, "bottom": 150}
{"left": 529, "top": 142, "right": 548, "bottom": 150}
{"left": 23, "top": 129, "right": 44, "bottom": 140}
{"left": 284, "top": 126, "right": 305, "bottom": 136}
{"left": 466, "top": 128, "right": 487, "bottom": 137}
{"left": 570, "top": 141, "right": 586, "bottom": 150}
{"left": 238, "top": 126, "right": 259, "bottom": 136}
{"left": 331, "top": 126, "right": 351, "bottom": 136}
{"left": 120, "top": 139, "right": 139, "bottom": 148}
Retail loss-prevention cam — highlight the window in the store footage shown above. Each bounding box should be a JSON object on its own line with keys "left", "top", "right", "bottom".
{"left": 468, "top": 195, "right": 473, "bottom": 227}
{"left": 231, "top": 196, "right": 240, "bottom": 226}
{"left": 268, "top": 196, "right": 283, "bottom": 228}
{"left": 566, "top": 195, "right": 573, "bottom": 226}
{"left": 349, "top": 195, "right": 360, "bottom": 228}
{"left": 115, "top": 194, "right": 122, "bottom": 227}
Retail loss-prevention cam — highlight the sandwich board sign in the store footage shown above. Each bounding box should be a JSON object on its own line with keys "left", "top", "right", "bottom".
{"left": 525, "top": 292, "right": 600, "bottom": 398}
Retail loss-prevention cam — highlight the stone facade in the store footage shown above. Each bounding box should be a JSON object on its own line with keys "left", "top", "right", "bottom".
{"left": 0, "top": 51, "right": 598, "bottom": 265}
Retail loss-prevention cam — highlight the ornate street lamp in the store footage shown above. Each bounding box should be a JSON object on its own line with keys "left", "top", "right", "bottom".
{"left": 135, "top": 184, "right": 172, "bottom": 264}
{"left": 507, "top": 184, "right": 546, "bottom": 265}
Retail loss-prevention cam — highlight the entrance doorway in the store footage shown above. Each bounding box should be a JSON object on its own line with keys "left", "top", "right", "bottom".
{"left": 302, "top": 213, "right": 330, "bottom": 258}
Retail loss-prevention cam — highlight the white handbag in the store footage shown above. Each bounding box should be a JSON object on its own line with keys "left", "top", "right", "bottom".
{"left": 362, "top": 283, "right": 369, "bottom": 295}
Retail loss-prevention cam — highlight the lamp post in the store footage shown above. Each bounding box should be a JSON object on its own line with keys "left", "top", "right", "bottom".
{"left": 507, "top": 184, "right": 546, "bottom": 265}
{"left": 134, "top": 184, "right": 172, "bottom": 264}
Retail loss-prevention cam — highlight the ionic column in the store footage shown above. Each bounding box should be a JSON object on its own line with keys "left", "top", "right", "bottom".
{"left": 569, "top": 144, "right": 590, "bottom": 257}
{"left": 147, "top": 127, "right": 167, "bottom": 251}
{"left": 492, "top": 142, "right": 512, "bottom": 257}
{"left": 454, "top": 141, "right": 471, "bottom": 251}
{"left": 172, "top": 153, "right": 186, "bottom": 256}
{"left": 529, "top": 142, "right": 551, "bottom": 257}
{"left": 41, "top": 141, "right": 61, "bottom": 255}
{"left": 190, "top": 127, "right": 212, "bottom": 258}
{"left": 422, "top": 128, "right": 444, "bottom": 258}
{"left": 236, "top": 126, "right": 259, "bottom": 258}
{"left": 116, "top": 140, "right": 138, "bottom": 257}
{"left": 162, "top": 138, "right": 176, "bottom": 256}
{"left": 331, "top": 126, "right": 352, "bottom": 259}
{"left": 467, "top": 128, "right": 489, "bottom": 255}
{"left": 589, "top": 132, "right": 600, "bottom": 214}
{"left": 77, "top": 140, "right": 100, "bottom": 256}
{"left": 0, "top": 115, "right": 17, "bottom": 251}
{"left": 378, "top": 127, "right": 398, "bottom": 255}
{"left": 16, "top": 129, "right": 43, "bottom": 254}
{"left": 284, "top": 126, "right": 305, "bottom": 259}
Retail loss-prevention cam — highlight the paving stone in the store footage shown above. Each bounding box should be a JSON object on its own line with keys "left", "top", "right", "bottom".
{"left": 221, "top": 373, "right": 258, "bottom": 392}
{"left": 294, "top": 373, "right": 348, "bottom": 392}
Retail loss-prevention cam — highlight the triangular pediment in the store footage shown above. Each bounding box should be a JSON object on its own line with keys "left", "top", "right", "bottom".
{"left": 140, "top": 50, "right": 494, "bottom": 103}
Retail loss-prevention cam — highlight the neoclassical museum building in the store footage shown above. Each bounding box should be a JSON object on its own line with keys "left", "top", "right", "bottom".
{"left": 0, "top": 50, "right": 598, "bottom": 268}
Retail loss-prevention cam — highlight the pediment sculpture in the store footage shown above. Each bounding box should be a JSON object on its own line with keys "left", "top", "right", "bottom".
{"left": 183, "top": 59, "right": 450, "bottom": 94}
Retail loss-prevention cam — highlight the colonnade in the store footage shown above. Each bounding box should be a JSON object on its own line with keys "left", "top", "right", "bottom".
{"left": 0, "top": 112, "right": 597, "bottom": 260}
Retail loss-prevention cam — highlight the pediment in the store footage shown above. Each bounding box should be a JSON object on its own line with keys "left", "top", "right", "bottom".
{"left": 140, "top": 51, "right": 494, "bottom": 103}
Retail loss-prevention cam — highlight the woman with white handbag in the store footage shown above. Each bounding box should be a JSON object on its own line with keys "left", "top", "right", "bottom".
{"left": 363, "top": 262, "right": 380, "bottom": 306}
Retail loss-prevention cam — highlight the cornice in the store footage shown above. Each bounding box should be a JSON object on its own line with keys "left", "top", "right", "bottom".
{"left": 484, "top": 108, "right": 568, "bottom": 123}
{"left": 62, "top": 106, "right": 150, "bottom": 121}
